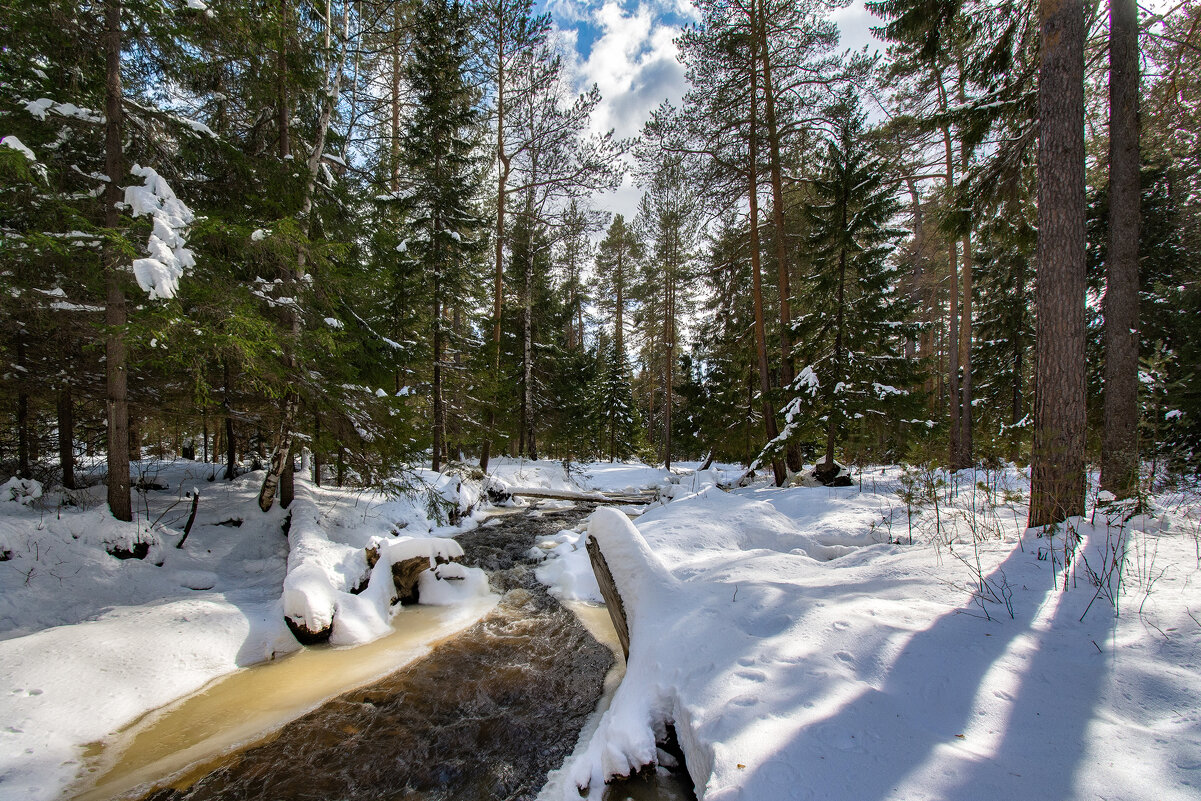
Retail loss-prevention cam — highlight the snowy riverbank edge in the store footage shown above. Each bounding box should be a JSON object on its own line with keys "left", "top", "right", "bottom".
{"left": 0, "top": 458, "right": 688, "bottom": 801}
{"left": 539, "top": 470, "right": 1201, "bottom": 801}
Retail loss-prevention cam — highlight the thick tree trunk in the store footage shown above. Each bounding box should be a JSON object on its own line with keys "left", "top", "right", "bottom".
{"left": 103, "top": 0, "right": 131, "bottom": 522}
{"left": 259, "top": 0, "right": 348, "bottom": 510}
{"left": 58, "top": 388, "right": 74, "bottom": 489}
{"left": 1029, "top": 0, "right": 1087, "bottom": 529}
{"left": 432, "top": 285, "right": 445, "bottom": 472}
{"left": 948, "top": 239, "right": 961, "bottom": 467}
{"left": 522, "top": 295, "right": 534, "bottom": 459}
{"left": 757, "top": 0, "right": 799, "bottom": 474}
{"left": 748, "top": 22, "right": 786, "bottom": 488}
{"left": 480, "top": 32, "right": 509, "bottom": 474}
{"left": 223, "top": 361, "right": 237, "bottom": 480}
{"left": 313, "top": 413, "right": 322, "bottom": 486}
{"left": 276, "top": 0, "right": 289, "bottom": 159}
{"left": 824, "top": 246, "right": 848, "bottom": 471}
{"left": 1100, "top": 0, "right": 1141, "bottom": 499}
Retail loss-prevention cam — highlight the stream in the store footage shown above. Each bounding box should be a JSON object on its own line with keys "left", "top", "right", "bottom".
{"left": 69, "top": 503, "right": 693, "bottom": 801}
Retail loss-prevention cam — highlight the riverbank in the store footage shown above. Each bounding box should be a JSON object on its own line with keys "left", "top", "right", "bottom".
{"left": 535, "top": 467, "right": 1201, "bottom": 801}
{"left": 0, "top": 458, "right": 682, "bottom": 801}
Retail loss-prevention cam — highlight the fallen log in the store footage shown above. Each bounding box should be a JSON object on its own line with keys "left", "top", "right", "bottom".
{"left": 508, "top": 487, "right": 657, "bottom": 505}
{"left": 585, "top": 534, "right": 630, "bottom": 661}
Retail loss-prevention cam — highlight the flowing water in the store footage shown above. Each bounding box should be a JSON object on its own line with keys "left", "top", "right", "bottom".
{"left": 70, "top": 505, "right": 692, "bottom": 801}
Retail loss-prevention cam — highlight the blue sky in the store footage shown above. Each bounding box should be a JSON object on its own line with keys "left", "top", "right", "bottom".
{"left": 536, "top": 0, "right": 881, "bottom": 218}
{"left": 540, "top": 0, "right": 880, "bottom": 140}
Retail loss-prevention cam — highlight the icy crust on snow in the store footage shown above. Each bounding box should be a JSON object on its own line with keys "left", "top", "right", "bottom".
{"left": 282, "top": 480, "right": 489, "bottom": 646}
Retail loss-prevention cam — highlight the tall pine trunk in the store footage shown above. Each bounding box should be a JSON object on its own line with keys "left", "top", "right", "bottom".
{"left": 1101, "top": 0, "right": 1140, "bottom": 499}
{"left": 757, "top": 0, "right": 799, "bottom": 474}
{"left": 1030, "top": 0, "right": 1087, "bottom": 529}
{"left": 747, "top": 18, "right": 786, "bottom": 487}
{"left": 103, "top": 0, "right": 132, "bottom": 521}
{"left": 16, "top": 333, "right": 30, "bottom": 480}
{"left": 480, "top": 22, "right": 509, "bottom": 473}
{"left": 259, "top": 0, "right": 348, "bottom": 511}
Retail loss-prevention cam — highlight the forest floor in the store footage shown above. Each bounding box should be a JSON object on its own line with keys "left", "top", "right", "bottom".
{"left": 0, "top": 459, "right": 1198, "bottom": 801}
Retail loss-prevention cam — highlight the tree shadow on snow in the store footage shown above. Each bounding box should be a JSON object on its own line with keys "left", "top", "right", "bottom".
{"left": 734, "top": 532, "right": 1115, "bottom": 801}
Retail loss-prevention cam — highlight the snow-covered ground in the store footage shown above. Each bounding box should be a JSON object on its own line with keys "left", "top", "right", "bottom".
{"left": 536, "top": 467, "right": 1201, "bottom": 801}
{"left": 5, "top": 459, "right": 1198, "bottom": 801}
{"left": 0, "top": 459, "right": 544, "bottom": 801}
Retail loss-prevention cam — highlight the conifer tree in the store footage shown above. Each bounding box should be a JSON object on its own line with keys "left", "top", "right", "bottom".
{"left": 771, "top": 98, "right": 920, "bottom": 476}
{"left": 396, "top": 0, "right": 485, "bottom": 471}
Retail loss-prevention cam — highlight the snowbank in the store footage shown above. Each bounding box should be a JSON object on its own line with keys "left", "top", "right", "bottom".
{"left": 541, "top": 470, "right": 1201, "bottom": 801}
{"left": 0, "top": 461, "right": 496, "bottom": 801}
{"left": 281, "top": 480, "right": 489, "bottom": 646}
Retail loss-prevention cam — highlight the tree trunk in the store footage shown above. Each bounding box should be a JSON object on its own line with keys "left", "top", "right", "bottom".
{"left": 280, "top": 444, "right": 294, "bottom": 508}
{"left": 747, "top": 19, "right": 786, "bottom": 488}
{"left": 1100, "top": 0, "right": 1140, "bottom": 499}
{"left": 259, "top": 0, "right": 348, "bottom": 511}
{"left": 224, "top": 360, "right": 237, "bottom": 480}
{"left": 1029, "top": 0, "right": 1087, "bottom": 529}
{"left": 948, "top": 239, "right": 961, "bottom": 468}
{"left": 480, "top": 25, "right": 509, "bottom": 474}
{"left": 757, "top": 0, "right": 799, "bottom": 474}
{"left": 276, "top": 0, "right": 289, "bottom": 159}
{"left": 824, "top": 245, "right": 848, "bottom": 472}
{"left": 103, "top": 0, "right": 131, "bottom": 521}
{"left": 16, "top": 333, "right": 31, "bottom": 480}
{"left": 432, "top": 287, "right": 445, "bottom": 472}
{"left": 58, "top": 388, "right": 74, "bottom": 489}
{"left": 313, "top": 413, "right": 322, "bottom": 486}
{"left": 959, "top": 230, "right": 974, "bottom": 469}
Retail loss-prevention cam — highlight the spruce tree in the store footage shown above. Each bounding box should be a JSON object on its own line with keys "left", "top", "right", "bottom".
{"left": 396, "top": 0, "right": 485, "bottom": 471}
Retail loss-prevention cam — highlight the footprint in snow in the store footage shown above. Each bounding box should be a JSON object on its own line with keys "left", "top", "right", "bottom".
{"left": 735, "top": 668, "right": 768, "bottom": 682}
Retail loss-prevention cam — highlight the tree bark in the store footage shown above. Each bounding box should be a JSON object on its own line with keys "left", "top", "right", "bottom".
{"left": 1030, "top": 0, "right": 1087, "bottom": 529}
{"left": 757, "top": 0, "right": 799, "bottom": 474}
{"left": 58, "top": 388, "right": 75, "bottom": 489}
{"left": 481, "top": 18, "right": 510, "bottom": 473}
{"left": 280, "top": 444, "right": 294, "bottom": 508}
{"left": 103, "top": 0, "right": 131, "bottom": 521}
{"left": 276, "top": 0, "right": 289, "bottom": 159}
{"left": 259, "top": 0, "right": 348, "bottom": 511}
{"left": 1100, "top": 0, "right": 1141, "bottom": 499}
{"left": 16, "top": 333, "right": 31, "bottom": 480}
{"left": 959, "top": 230, "right": 974, "bottom": 469}
{"left": 747, "top": 18, "right": 786, "bottom": 488}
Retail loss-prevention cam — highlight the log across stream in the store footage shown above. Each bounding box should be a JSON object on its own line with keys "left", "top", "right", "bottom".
{"left": 69, "top": 504, "right": 693, "bottom": 801}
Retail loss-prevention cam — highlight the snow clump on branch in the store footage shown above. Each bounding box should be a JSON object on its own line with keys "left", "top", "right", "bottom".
{"left": 124, "top": 165, "right": 195, "bottom": 300}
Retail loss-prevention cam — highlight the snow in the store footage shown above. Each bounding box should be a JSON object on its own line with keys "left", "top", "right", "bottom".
{"left": 22, "top": 98, "right": 104, "bottom": 123}
{"left": 280, "top": 477, "right": 489, "bottom": 646}
{"left": 540, "top": 467, "right": 1201, "bottom": 801}
{"left": 1, "top": 136, "right": 36, "bottom": 161}
{"left": 125, "top": 165, "right": 195, "bottom": 300}
{"left": 0, "top": 461, "right": 500, "bottom": 801}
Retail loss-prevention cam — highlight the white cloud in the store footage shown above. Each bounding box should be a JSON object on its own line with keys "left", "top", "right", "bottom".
{"left": 562, "top": 0, "right": 688, "bottom": 140}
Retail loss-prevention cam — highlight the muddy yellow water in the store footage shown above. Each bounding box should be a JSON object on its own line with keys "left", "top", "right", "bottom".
{"left": 68, "top": 505, "right": 692, "bottom": 801}
{"left": 71, "top": 597, "right": 497, "bottom": 801}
